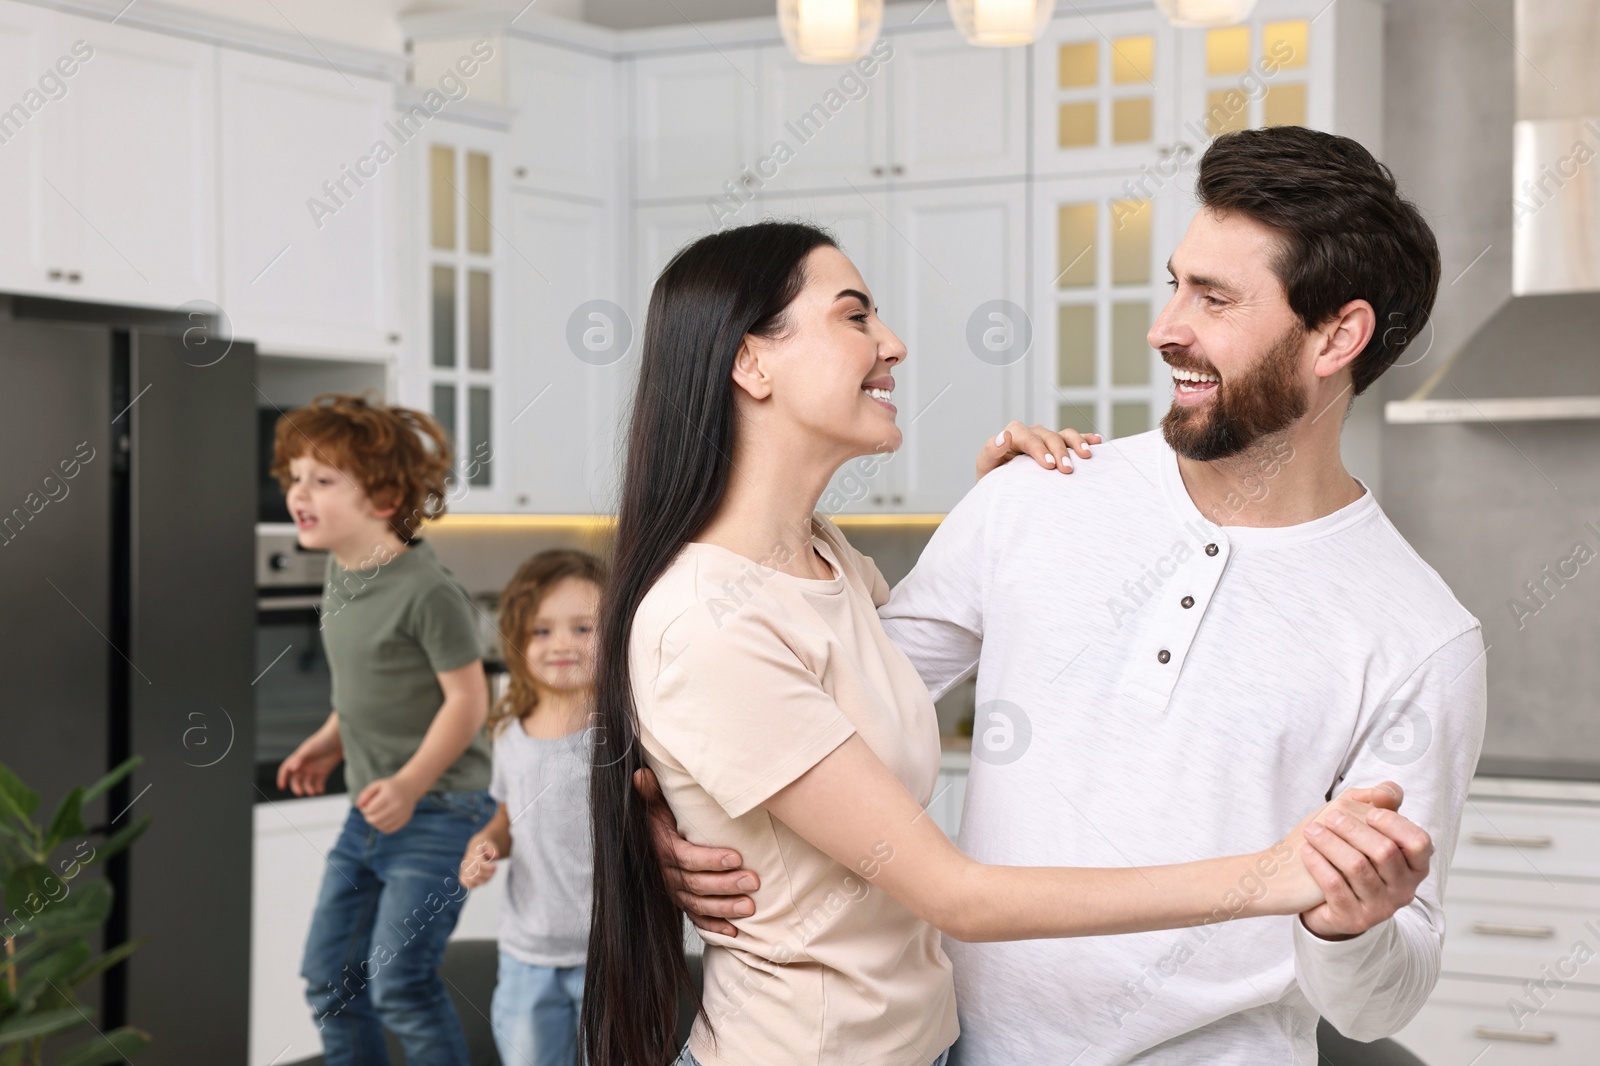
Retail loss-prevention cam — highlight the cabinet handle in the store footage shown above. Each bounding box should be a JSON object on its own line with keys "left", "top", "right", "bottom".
{"left": 890, "top": 494, "right": 903, "bottom": 505}
{"left": 67, "top": 271, "right": 81, "bottom": 283}
{"left": 48, "top": 269, "right": 63, "bottom": 281}
{"left": 387, "top": 332, "right": 402, "bottom": 344}
{"left": 1470, "top": 832, "right": 1553, "bottom": 848}
{"left": 872, "top": 166, "right": 885, "bottom": 177}
{"left": 892, "top": 164, "right": 904, "bottom": 176}
{"left": 1471, "top": 921, "right": 1555, "bottom": 939}
{"left": 1473, "top": 1026, "right": 1555, "bottom": 1044}
{"left": 514, "top": 166, "right": 527, "bottom": 178}
{"left": 870, "top": 494, "right": 884, "bottom": 504}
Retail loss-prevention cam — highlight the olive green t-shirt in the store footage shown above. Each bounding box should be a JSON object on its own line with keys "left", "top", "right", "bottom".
{"left": 320, "top": 538, "right": 491, "bottom": 797}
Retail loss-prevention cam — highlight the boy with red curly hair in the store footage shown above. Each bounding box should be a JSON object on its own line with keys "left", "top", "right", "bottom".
{"left": 271, "top": 392, "right": 494, "bottom": 1066}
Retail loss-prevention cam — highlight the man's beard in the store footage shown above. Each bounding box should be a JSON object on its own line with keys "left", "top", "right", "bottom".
{"left": 1161, "top": 325, "right": 1308, "bottom": 462}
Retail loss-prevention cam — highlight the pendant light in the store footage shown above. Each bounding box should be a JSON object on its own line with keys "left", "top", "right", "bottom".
{"left": 947, "top": 0, "right": 1054, "bottom": 47}
{"left": 1155, "top": 0, "right": 1258, "bottom": 27}
{"left": 778, "top": 0, "right": 884, "bottom": 64}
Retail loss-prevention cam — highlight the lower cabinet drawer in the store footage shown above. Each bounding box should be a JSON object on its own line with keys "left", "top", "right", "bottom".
{"left": 1442, "top": 873, "right": 1600, "bottom": 983}
{"left": 1394, "top": 976, "right": 1600, "bottom": 1065}
{"left": 1453, "top": 799, "right": 1600, "bottom": 880}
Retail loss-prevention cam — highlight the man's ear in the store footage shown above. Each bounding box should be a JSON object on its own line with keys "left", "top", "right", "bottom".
{"left": 1313, "top": 298, "right": 1376, "bottom": 381}
{"left": 730, "top": 337, "right": 774, "bottom": 401}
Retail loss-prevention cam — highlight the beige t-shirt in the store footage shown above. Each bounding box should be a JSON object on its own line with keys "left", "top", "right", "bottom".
{"left": 631, "top": 512, "right": 960, "bottom": 1066}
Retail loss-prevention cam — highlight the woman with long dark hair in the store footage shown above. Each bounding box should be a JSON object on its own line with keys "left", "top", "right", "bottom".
{"left": 581, "top": 221, "right": 1388, "bottom": 1066}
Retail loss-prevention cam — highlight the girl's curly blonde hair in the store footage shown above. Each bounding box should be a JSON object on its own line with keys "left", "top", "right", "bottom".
{"left": 489, "top": 549, "right": 609, "bottom": 738}
{"left": 269, "top": 392, "right": 452, "bottom": 543}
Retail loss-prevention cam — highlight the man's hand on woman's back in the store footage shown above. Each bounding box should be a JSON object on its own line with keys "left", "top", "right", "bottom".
{"left": 635, "top": 767, "right": 760, "bottom": 937}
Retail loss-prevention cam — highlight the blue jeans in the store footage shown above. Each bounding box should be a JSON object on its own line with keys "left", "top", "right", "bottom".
{"left": 673, "top": 1045, "right": 950, "bottom": 1065}
{"left": 491, "top": 953, "right": 586, "bottom": 1066}
{"left": 301, "top": 790, "right": 495, "bottom": 1066}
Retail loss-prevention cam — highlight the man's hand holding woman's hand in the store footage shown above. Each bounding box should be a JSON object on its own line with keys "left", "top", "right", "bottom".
{"left": 1267, "top": 781, "right": 1433, "bottom": 940}
{"left": 1295, "top": 782, "right": 1434, "bottom": 940}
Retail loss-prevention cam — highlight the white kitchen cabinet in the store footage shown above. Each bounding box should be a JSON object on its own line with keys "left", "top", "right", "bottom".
{"left": 1031, "top": 174, "right": 1179, "bottom": 440}
{"left": 889, "top": 182, "right": 1028, "bottom": 513}
{"left": 399, "top": 114, "right": 512, "bottom": 513}
{"left": 218, "top": 49, "right": 400, "bottom": 357}
{"left": 0, "top": 1, "right": 55, "bottom": 290}
{"left": 1172, "top": 0, "right": 1383, "bottom": 161}
{"left": 1395, "top": 977, "right": 1600, "bottom": 1066}
{"left": 0, "top": 3, "right": 216, "bottom": 308}
{"left": 889, "top": 28, "right": 1028, "bottom": 184}
{"left": 756, "top": 42, "right": 890, "bottom": 195}
{"left": 928, "top": 759, "right": 969, "bottom": 842}
{"left": 632, "top": 48, "right": 762, "bottom": 202}
{"left": 629, "top": 199, "right": 764, "bottom": 317}
{"left": 1033, "top": 8, "right": 1177, "bottom": 179}
{"left": 1438, "top": 874, "right": 1600, "bottom": 985}
{"left": 505, "top": 191, "right": 627, "bottom": 513}
{"left": 1393, "top": 785, "right": 1600, "bottom": 1065}
{"left": 507, "top": 38, "right": 619, "bottom": 200}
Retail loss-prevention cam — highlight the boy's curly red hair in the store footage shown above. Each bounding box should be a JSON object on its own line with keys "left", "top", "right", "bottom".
{"left": 269, "top": 393, "right": 453, "bottom": 542}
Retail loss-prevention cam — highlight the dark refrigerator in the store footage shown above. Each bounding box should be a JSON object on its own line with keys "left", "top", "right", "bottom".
{"left": 0, "top": 296, "right": 255, "bottom": 1062}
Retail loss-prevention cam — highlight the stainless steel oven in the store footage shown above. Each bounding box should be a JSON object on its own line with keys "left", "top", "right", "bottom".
{"left": 254, "top": 525, "right": 344, "bottom": 801}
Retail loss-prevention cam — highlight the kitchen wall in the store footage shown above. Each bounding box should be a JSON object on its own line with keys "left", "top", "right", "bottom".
{"left": 1381, "top": 0, "right": 1600, "bottom": 772}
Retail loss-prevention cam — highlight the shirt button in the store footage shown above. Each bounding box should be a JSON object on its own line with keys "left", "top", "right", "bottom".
{"left": 1205, "top": 543, "right": 1219, "bottom": 556}
{"left": 1181, "top": 595, "right": 1195, "bottom": 609}
{"left": 1157, "top": 649, "right": 1171, "bottom": 664}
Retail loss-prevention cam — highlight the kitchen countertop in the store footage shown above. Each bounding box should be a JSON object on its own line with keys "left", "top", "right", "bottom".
{"left": 1474, "top": 754, "right": 1600, "bottom": 785}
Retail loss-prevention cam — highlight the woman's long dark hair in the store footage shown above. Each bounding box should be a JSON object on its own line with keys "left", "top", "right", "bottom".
{"left": 581, "top": 221, "right": 838, "bottom": 1066}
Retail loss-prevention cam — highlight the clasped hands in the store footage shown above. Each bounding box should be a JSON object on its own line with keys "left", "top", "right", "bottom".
{"left": 636, "top": 770, "right": 1434, "bottom": 943}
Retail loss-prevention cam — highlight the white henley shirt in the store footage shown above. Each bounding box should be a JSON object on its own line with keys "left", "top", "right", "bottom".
{"left": 878, "top": 429, "right": 1487, "bottom": 1065}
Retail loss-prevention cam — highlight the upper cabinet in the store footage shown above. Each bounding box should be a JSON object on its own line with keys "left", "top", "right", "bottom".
{"left": 889, "top": 183, "right": 1028, "bottom": 513}
{"left": 404, "top": 118, "right": 510, "bottom": 513}
{"left": 1033, "top": 10, "right": 1177, "bottom": 176}
{"left": 218, "top": 51, "right": 400, "bottom": 357}
{"left": 507, "top": 39, "right": 618, "bottom": 200}
{"left": 632, "top": 48, "right": 762, "bottom": 202}
{"left": 888, "top": 30, "right": 1027, "bottom": 183}
{"left": 757, "top": 41, "right": 890, "bottom": 194}
{"left": 0, "top": 4, "right": 215, "bottom": 308}
{"left": 506, "top": 192, "right": 627, "bottom": 514}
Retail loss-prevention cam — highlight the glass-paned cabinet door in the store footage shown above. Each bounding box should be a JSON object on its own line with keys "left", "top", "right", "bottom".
{"left": 426, "top": 132, "right": 504, "bottom": 508}
{"left": 1173, "top": 0, "right": 1319, "bottom": 150}
{"left": 1033, "top": 9, "right": 1177, "bottom": 176}
{"left": 1032, "top": 176, "right": 1175, "bottom": 441}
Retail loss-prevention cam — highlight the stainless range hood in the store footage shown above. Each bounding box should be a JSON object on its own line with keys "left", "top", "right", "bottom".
{"left": 1386, "top": 0, "right": 1600, "bottom": 424}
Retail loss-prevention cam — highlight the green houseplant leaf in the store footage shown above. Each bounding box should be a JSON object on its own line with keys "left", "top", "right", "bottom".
{"left": 77, "top": 816, "right": 149, "bottom": 871}
{"left": 0, "top": 764, "right": 38, "bottom": 826}
{"left": 79, "top": 758, "right": 141, "bottom": 808}
{"left": 0, "top": 1006, "right": 87, "bottom": 1043}
{"left": 57, "top": 1027, "right": 151, "bottom": 1066}
{"left": 42, "top": 791, "right": 86, "bottom": 855}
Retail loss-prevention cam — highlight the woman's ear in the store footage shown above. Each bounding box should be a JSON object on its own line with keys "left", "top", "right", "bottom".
{"left": 730, "top": 337, "right": 774, "bottom": 401}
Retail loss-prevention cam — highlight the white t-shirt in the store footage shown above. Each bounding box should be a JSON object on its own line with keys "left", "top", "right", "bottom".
{"left": 878, "top": 430, "right": 1487, "bottom": 1065}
